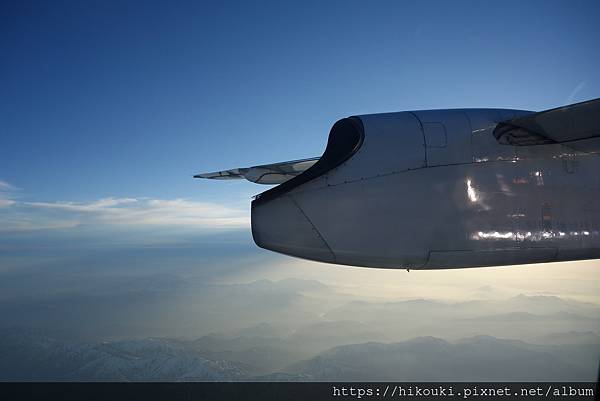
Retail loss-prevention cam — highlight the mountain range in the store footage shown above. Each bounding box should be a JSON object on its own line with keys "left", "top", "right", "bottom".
{"left": 1, "top": 327, "right": 597, "bottom": 381}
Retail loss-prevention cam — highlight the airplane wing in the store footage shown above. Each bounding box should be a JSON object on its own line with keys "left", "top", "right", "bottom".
{"left": 494, "top": 98, "right": 600, "bottom": 152}
{"left": 194, "top": 157, "right": 319, "bottom": 185}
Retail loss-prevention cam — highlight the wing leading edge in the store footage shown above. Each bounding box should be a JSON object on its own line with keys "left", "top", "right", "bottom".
{"left": 194, "top": 157, "right": 319, "bottom": 185}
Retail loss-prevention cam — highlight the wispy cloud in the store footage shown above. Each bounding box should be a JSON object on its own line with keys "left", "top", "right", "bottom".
{"left": 0, "top": 199, "right": 16, "bottom": 207}
{"left": 0, "top": 195, "right": 249, "bottom": 231}
{"left": 0, "top": 180, "right": 18, "bottom": 208}
{"left": 565, "top": 81, "right": 586, "bottom": 104}
{"left": 0, "top": 181, "right": 17, "bottom": 191}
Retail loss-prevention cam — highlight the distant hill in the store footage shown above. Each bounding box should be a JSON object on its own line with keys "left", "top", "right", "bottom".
{"left": 0, "top": 328, "right": 248, "bottom": 381}
{"left": 531, "top": 331, "right": 600, "bottom": 345}
{"left": 463, "top": 311, "right": 595, "bottom": 322}
{"left": 322, "top": 294, "right": 600, "bottom": 341}
{"left": 280, "top": 336, "right": 597, "bottom": 382}
{"left": 188, "top": 320, "right": 388, "bottom": 373}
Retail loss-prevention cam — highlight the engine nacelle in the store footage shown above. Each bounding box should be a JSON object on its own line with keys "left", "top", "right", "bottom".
{"left": 251, "top": 107, "right": 600, "bottom": 269}
{"left": 251, "top": 110, "right": 476, "bottom": 268}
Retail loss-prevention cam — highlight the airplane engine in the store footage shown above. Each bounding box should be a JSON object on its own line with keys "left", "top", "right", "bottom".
{"left": 198, "top": 99, "right": 600, "bottom": 269}
{"left": 251, "top": 111, "right": 473, "bottom": 268}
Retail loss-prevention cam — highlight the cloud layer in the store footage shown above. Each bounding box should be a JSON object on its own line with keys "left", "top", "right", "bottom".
{"left": 0, "top": 180, "right": 17, "bottom": 207}
{"left": 0, "top": 180, "right": 249, "bottom": 231}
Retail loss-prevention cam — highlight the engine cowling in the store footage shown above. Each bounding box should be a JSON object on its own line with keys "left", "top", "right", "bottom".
{"left": 251, "top": 111, "right": 432, "bottom": 268}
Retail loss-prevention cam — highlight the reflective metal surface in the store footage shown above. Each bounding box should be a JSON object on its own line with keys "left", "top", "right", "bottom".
{"left": 250, "top": 107, "right": 600, "bottom": 269}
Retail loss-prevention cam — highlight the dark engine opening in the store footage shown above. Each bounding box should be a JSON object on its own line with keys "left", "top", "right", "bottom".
{"left": 252, "top": 116, "right": 365, "bottom": 206}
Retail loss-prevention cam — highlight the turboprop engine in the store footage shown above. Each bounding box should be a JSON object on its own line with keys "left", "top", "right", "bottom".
{"left": 197, "top": 99, "right": 600, "bottom": 269}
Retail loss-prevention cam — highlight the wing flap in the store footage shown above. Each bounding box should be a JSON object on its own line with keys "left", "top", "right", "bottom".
{"left": 194, "top": 157, "right": 319, "bottom": 185}
{"left": 194, "top": 168, "right": 248, "bottom": 180}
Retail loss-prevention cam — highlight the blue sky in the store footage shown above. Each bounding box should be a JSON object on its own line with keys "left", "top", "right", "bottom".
{"left": 1, "top": 1, "right": 599, "bottom": 342}
{"left": 2, "top": 0, "right": 599, "bottom": 205}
